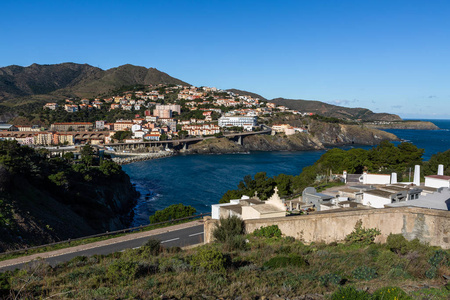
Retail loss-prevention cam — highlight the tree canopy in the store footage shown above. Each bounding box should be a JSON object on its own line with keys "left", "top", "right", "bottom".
{"left": 220, "top": 142, "right": 428, "bottom": 203}
{"left": 149, "top": 203, "right": 197, "bottom": 224}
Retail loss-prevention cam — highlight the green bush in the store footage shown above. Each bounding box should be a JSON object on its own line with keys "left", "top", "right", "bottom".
{"left": 352, "top": 265, "right": 378, "bottom": 281}
{"left": 190, "top": 246, "right": 226, "bottom": 273}
{"left": 372, "top": 286, "right": 412, "bottom": 300}
{"left": 345, "top": 220, "right": 380, "bottom": 245}
{"left": 263, "top": 254, "right": 308, "bottom": 269}
{"left": 428, "top": 249, "right": 446, "bottom": 267}
{"left": 386, "top": 234, "right": 425, "bottom": 255}
{"left": 107, "top": 259, "right": 139, "bottom": 282}
{"left": 159, "top": 258, "right": 191, "bottom": 273}
{"left": 0, "top": 272, "right": 10, "bottom": 296}
{"left": 149, "top": 203, "right": 196, "bottom": 224}
{"left": 253, "top": 225, "right": 282, "bottom": 239}
{"left": 318, "top": 273, "right": 341, "bottom": 287}
{"left": 142, "top": 239, "right": 163, "bottom": 256}
{"left": 213, "top": 216, "right": 246, "bottom": 250}
{"left": 213, "top": 216, "right": 245, "bottom": 242}
{"left": 331, "top": 286, "right": 370, "bottom": 300}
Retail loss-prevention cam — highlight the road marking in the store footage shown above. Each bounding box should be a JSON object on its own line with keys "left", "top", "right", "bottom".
{"left": 189, "top": 232, "right": 204, "bottom": 237}
{"left": 161, "top": 238, "right": 180, "bottom": 244}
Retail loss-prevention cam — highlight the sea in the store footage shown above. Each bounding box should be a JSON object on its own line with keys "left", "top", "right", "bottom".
{"left": 122, "top": 119, "right": 450, "bottom": 226}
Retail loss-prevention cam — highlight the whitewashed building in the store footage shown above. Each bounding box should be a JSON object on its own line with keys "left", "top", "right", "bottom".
{"left": 218, "top": 116, "right": 257, "bottom": 131}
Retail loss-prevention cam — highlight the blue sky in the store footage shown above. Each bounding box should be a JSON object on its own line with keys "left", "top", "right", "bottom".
{"left": 1, "top": 0, "right": 449, "bottom": 119}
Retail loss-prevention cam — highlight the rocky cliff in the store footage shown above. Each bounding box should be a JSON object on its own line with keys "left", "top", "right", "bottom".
{"left": 184, "top": 122, "right": 398, "bottom": 154}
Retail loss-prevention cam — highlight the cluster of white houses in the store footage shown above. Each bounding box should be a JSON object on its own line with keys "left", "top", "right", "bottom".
{"left": 212, "top": 164, "right": 450, "bottom": 221}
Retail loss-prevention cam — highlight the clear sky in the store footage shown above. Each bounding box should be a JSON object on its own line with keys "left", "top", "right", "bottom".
{"left": 1, "top": 0, "right": 449, "bottom": 119}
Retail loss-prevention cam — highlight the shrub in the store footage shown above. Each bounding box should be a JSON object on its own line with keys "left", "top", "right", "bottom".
{"left": 352, "top": 266, "right": 378, "bottom": 281}
{"left": 345, "top": 220, "right": 380, "bottom": 245}
{"left": 318, "top": 273, "right": 341, "bottom": 287}
{"left": 142, "top": 239, "right": 162, "bottom": 256}
{"left": 372, "top": 286, "right": 412, "bottom": 300}
{"left": 0, "top": 272, "right": 10, "bottom": 296}
{"left": 331, "top": 286, "right": 370, "bottom": 300}
{"left": 428, "top": 249, "right": 446, "bottom": 267}
{"left": 107, "top": 259, "right": 139, "bottom": 282}
{"left": 263, "top": 254, "right": 308, "bottom": 269}
{"left": 253, "top": 225, "right": 282, "bottom": 239}
{"left": 190, "top": 246, "right": 226, "bottom": 272}
{"left": 386, "top": 234, "right": 426, "bottom": 255}
{"left": 159, "top": 258, "right": 191, "bottom": 273}
{"left": 149, "top": 203, "right": 197, "bottom": 224}
{"left": 227, "top": 234, "right": 248, "bottom": 251}
{"left": 213, "top": 216, "right": 245, "bottom": 243}
{"left": 386, "top": 234, "right": 409, "bottom": 254}
{"left": 213, "top": 216, "right": 246, "bottom": 250}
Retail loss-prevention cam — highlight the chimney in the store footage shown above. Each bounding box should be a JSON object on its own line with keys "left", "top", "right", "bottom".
{"left": 413, "top": 165, "right": 420, "bottom": 186}
{"left": 391, "top": 173, "right": 397, "bottom": 184}
{"left": 438, "top": 164, "right": 444, "bottom": 176}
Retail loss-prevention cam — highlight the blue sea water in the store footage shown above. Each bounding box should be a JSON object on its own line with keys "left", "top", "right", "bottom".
{"left": 122, "top": 119, "right": 450, "bottom": 226}
{"left": 384, "top": 119, "right": 450, "bottom": 160}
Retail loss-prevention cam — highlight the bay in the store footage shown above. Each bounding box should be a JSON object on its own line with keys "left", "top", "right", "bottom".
{"left": 122, "top": 119, "right": 450, "bottom": 226}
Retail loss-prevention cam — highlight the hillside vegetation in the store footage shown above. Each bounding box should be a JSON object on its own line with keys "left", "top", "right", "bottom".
{"left": 220, "top": 141, "right": 444, "bottom": 203}
{"left": 0, "top": 63, "right": 188, "bottom": 107}
{"left": 270, "top": 98, "right": 401, "bottom": 121}
{"left": 1, "top": 221, "right": 448, "bottom": 299}
{"left": 0, "top": 141, "right": 138, "bottom": 251}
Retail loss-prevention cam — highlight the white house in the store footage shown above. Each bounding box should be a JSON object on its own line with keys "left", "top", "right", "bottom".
{"left": 425, "top": 175, "right": 450, "bottom": 189}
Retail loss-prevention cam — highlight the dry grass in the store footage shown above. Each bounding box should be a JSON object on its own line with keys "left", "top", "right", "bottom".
{"left": 1, "top": 235, "right": 449, "bottom": 299}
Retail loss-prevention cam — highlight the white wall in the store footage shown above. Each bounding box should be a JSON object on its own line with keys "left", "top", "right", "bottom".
{"left": 425, "top": 177, "right": 450, "bottom": 189}
{"left": 360, "top": 174, "right": 391, "bottom": 185}
{"left": 362, "top": 193, "right": 392, "bottom": 208}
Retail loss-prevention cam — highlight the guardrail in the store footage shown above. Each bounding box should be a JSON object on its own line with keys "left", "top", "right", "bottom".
{"left": 0, "top": 213, "right": 211, "bottom": 256}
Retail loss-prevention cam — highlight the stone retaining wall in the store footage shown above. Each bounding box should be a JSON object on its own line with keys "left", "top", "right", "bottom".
{"left": 204, "top": 207, "right": 450, "bottom": 249}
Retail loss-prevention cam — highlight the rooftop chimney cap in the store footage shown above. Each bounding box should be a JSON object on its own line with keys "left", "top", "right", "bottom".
{"left": 413, "top": 165, "right": 420, "bottom": 186}
{"left": 438, "top": 164, "right": 444, "bottom": 176}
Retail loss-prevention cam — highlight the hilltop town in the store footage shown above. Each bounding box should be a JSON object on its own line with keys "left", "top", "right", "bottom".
{"left": 0, "top": 84, "right": 313, "bottom": 147}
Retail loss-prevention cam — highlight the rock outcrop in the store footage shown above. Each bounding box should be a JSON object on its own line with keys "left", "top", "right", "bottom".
{"left": 364, "top": 121, "right": 439, "bottom": 130}
{"left": 183, "top": 122, "right": 398, "bottom": 155}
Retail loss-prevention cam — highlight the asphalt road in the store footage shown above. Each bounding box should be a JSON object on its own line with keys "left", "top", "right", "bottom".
{"left": 0, "top": 225, "right": 204, "bottom": 272}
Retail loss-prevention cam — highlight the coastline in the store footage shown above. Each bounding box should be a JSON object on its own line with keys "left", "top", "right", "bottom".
{"left": 111, "top": 150, "right": 175, "bottom": 165}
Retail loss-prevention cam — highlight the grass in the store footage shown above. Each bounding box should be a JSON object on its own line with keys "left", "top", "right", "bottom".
{"left": 2, "top": 233, "right": 449, "bottom": 299}
{"left": 0, "top": 217, "right": 202, "bottom": 262}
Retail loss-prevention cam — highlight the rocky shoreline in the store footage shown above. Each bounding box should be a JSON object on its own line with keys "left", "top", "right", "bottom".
{"left": 182, "top": 122, "right": 399, "bottom": 155}
{"left": 111, "top": 151, "right": 174, "bottom": 165}
{"left": 115, "top": 123, "right": 400, "bottom": 161}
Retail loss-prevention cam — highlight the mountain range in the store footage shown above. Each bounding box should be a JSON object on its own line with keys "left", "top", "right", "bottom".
{"left": 0, "top": 63, "right": 400, "bottom": 121}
